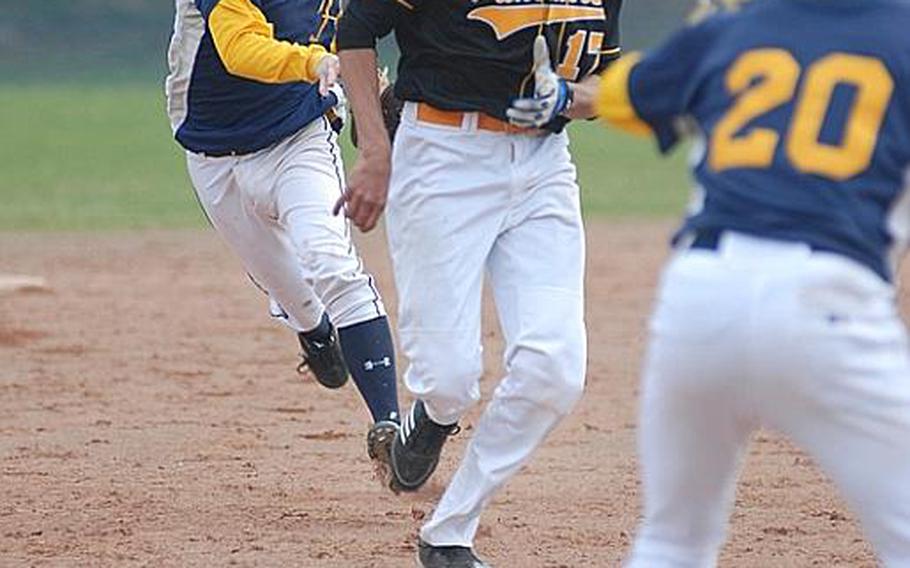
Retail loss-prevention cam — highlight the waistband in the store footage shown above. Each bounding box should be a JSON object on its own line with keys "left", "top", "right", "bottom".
{"left": 190, "top": 113, "right": 339, "bottom": 158}
{"left": 411, "top": 102, "right": 547, "bottom": 136}
{"left": 189, "top": 115, "right": 334, "bottom": 159}
{"left": 687, "top": 228, "right": 836, "bottom": 256}
{"left": 683, "top": 229, "right": 891, "bottom": 284}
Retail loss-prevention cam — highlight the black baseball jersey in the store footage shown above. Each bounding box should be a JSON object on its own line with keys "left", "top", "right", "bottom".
{"left": 338, "top": 0, "right": 623, "bottom": 123}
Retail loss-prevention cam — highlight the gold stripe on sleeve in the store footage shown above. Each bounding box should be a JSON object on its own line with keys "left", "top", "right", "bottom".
{"left": 209, "top": 0, "right": 329, "bottom": 84}
{"left": 595, "top": 53, "right": 652, "bottom": 136}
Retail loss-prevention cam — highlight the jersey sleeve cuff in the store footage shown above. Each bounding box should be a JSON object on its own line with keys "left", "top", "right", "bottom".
{"left": 597, "top": 54, "right": 682, "bottom": 153}
{"left": 595, "top": 54, "right": 653, "bottom": 136}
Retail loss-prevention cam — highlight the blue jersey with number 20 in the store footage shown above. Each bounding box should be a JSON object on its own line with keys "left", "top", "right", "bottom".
{"left": 627, "top": 0, "right": 910, "bottom": 281}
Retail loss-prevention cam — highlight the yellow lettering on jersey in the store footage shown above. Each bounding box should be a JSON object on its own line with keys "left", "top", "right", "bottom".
{"left": 557, "top": 31, "right": 586, "bottom": 79}
{"left": 711, "top": 49, "right": 894, "bottom": 180}
{"left": 468, "top": 5, "right": 605, "bottom": 40}
{"left": 786, "top": 54, "right": 894, "bottom": 181}
{"left": 710, "top": 49, "right": 800, "bottom": 172}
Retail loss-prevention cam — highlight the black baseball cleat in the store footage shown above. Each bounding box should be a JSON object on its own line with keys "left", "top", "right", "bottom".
{"left": 296, "top": 319, "right": 348, "bottom": 389}
{"left": 367, "top": 419, "right": 400, "bottom": 489}
{"left": 390, "top": 400, "right": 459, "bottom": 492}
{"left": 417, "top": 539, "right": 491, "bottom": 568}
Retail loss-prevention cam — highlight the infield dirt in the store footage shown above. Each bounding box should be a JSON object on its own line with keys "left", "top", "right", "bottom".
{"left": 0, "top": 222, "right": 880, "bottom": 566}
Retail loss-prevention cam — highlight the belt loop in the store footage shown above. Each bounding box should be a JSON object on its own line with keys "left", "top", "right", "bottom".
{"left": 402, "top": 102, "right": 418, "bottom": 127}
{"left": 464, "top": 112, "right": 477, "bottom": 132}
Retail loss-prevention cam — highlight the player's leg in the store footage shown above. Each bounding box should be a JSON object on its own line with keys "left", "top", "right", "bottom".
{"left": 418, "top": 132, "right": 587, "bottom": 549}
{"left": 269, "top": 119, "right": 400, "bottom": 430}
{"left": 384, "top": 116, "right": 509, "bottom": 493}
{"left": 187, "top": 152, "right": 325, "bottom": 329}
{"left": 185, "top": 152, "right": 347, "bottom": 388}
{"left": 761, "top": 260, "right": 910, "bottom": 566}
{"left": 625, "top": 252, "right": 756, "bottom": 568}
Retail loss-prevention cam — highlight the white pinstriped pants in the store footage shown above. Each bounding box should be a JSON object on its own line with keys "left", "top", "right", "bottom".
{"left": 185, "top": 117, "right": 385, "bottom": 332}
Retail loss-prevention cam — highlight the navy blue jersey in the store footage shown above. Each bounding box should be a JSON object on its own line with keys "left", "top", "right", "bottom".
{"left": 166, "top": 0, "right": 338, "bottom": 156}
{"left": 618, "top": 0, "right": 910, "bottom": 281}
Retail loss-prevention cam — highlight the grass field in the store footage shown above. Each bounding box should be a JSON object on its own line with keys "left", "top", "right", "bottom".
{"left": 0, "top": 85, "right": 691, "bottom": 231}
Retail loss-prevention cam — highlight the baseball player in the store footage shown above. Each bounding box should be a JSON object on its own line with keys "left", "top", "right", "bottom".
{"left": 518, "top": 0, "right": 910, "bottom": 564}
{"left": 164, "top": 0, "right": 401, "bottom": 470}
{"left": 336, "top": 2, "right": 622, "bottom": 566}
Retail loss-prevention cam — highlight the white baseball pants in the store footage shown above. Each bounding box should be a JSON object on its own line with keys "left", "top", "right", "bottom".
{"left": 626, "top": 232, "right": 910, "bottom": 567}
{"left": 386, "top": 103, "right": 587, "bottom": 547}
{"left": 185, "top": 117, "right": 384, "bottom": 332}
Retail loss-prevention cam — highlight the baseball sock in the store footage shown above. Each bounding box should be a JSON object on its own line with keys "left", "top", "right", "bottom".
{"left": 337, "top": 316, "right": 400, "bottom": 424}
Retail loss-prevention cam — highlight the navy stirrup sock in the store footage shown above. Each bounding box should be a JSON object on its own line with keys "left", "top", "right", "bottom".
{"left": 337, "top": 316, "right": 400, "bottom": 424}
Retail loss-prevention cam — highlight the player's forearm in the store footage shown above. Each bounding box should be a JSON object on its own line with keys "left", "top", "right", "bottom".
{"left": 566, "top": 50, "right": 624, "bottom": 121}
{"left": 565, "top": 78, "right": 599, "bottom": 121}
{"left": 340, "top": 49, "right": 392, "bottom": 156}
{"left": 210, "top": 0, "right": 329, "bottom": 84}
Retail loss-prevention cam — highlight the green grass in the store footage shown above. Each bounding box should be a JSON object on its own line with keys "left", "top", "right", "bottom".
{"left": 0, "top": 85, "right": 200, "bottom": 231}
{"left": 0, "top": 85, "right": 690, "bottom": 231}
{"left": 570, "top": 121, "right": 691, "bottom": 217}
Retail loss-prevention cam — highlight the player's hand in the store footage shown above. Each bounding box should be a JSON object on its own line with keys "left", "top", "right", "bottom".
{"left": 316, "top": 53, "right": 340, "bottom": 97}
{"left": 506, "top": 36, "right": 573, "bottom": 128}
{"left": 328, "top": 83, "right": 348, "bottom": 122}
{"left": 332, "top": 148, "right": 391, "bottom": 232}
{"left": 326, "top": 83, "right": 348, "bottom": 133}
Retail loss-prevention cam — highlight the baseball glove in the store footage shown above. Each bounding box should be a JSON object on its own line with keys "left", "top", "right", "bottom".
{"left": 351, "top": 68, "right": 405, "bottom": 148}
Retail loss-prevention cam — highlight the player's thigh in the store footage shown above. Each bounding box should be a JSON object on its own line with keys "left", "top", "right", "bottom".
{"left": 272, "top": 122, "right": 349, "bottom": 257}
{"left": 639, "top": 257, "right": 756, "bottom": 531}
{"left": 630, "top": 294, "right": 755, "bottom": 566}
{"left": 267, "top": 124, "right": 384, "bottom": 325}
{"left": 385, "top": 180, "right": 492, "bottom": 371}
{"left": 188, "top": 154, "right": 278, "bottom": 259}
{"left": 774, "top": 305, "right": 910, "bottom": 563}
{"left": 187, "top": 153, "right": 323, "bottom": 329}
{"left": 386, "top": 122, "right": 508, "bottom": 338}
{"left": 484, "top": 181, "right": 586, "bottom": 409}
{"left": 486, "top": 131, "right": 585, "bottom": 345}
{"left": 385, "top": 125, "right": 508, "bottom": 413}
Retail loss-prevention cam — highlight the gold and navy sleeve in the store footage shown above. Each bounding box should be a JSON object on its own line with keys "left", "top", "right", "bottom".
{"left": 337, "top": 0, "right": 420, "bottom": 50}
{"left": 595, "top": 54, "right": 651, "bottom": 136}
{"left": 204, "top": 0, "right": 329, "bottom": 84}
{"left": 595, "top": 17, "right": 723, "bottom": 151}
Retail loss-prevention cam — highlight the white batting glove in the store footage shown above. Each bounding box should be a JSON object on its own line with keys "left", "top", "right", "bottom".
{"left": 506, "top": 36, "right": 574, "bottom": 128}
{"left": 328, "top": 83, "right": 348, "bottom": 123}
{"left": 316, "top": 53, "right": 340, "bottom": 97}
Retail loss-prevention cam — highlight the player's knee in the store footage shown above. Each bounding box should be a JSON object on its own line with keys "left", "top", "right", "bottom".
{"left": 411, "top": 351, "right": 483, "bottom": 424}
{"left": 509, "top": 339, "right": 586, "bottom": 416}
{"left": 295, "top": 235, "right": 348, "bottom": 275}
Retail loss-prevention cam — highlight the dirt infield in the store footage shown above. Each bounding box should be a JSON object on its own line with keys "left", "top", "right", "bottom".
{"left": 0, "top": 222, "right": 883, "bottom": 567}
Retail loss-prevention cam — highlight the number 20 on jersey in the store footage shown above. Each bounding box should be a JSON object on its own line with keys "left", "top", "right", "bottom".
{"left": 711, "top": 49, "right": 894, "bottom": 181}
